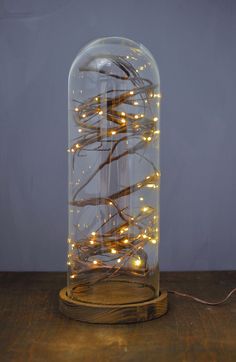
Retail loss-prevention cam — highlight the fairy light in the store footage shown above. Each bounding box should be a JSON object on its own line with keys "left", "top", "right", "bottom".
{"left": 134, "top": 258, "right": 141, "bottom": 267}
{"left": 68, "top": 52, "right": 162, "bottom": 296}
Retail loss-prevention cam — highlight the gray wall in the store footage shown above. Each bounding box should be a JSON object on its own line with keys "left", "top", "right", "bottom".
{"left": 0, "top": 0, "right": 236, "bottom": 271}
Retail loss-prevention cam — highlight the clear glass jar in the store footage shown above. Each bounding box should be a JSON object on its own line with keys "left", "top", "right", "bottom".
{"left": 67, "top": 37, "right": 161, "bottom": 305}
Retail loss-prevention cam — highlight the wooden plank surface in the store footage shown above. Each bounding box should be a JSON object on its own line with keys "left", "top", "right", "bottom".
{"left": 0, "top": 271, "right": 235, "bottom": 362}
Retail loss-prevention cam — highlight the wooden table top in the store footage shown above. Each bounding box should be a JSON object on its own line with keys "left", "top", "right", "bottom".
{"left": 0, "top": 271, "right": 235, "bottom": 362}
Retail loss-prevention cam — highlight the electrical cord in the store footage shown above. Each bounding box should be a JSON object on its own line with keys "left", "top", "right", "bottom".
{"left": 168, "top": 288, "right": 236, "bottom": 306}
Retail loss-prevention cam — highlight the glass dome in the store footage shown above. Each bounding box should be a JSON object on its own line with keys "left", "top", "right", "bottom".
{"left": 67, "top": 37, "right": 161, "bottom": 306}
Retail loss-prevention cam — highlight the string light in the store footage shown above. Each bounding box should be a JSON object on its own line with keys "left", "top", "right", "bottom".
{"left": 68, "top": 53, "right": 161, "bottom": 291}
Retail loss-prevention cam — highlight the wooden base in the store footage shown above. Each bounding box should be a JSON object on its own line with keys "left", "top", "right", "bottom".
{"left": 59, "top": 286, "right": 168, "bottom": 324}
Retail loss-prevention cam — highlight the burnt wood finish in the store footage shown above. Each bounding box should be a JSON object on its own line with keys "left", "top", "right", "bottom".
{"left": 0, "top": 271, "right": 235, "bottom": 361}
{"left": 59, "top": 286, "right": 168, "bottom": 323}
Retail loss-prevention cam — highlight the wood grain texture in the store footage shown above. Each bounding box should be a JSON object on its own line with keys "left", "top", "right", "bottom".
{"left": 59, "top": 286, "right": 168, "bottom": 324}
{"left": 0, "top": 271, "right": 235, "bottom": 362}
